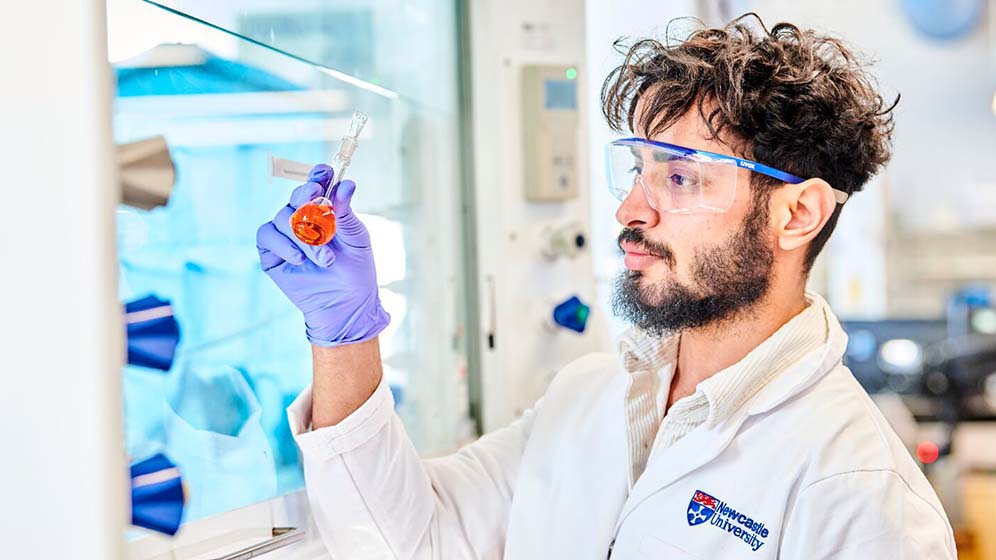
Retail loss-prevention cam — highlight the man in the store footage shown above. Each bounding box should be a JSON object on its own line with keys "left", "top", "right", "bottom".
{"left": 256, "top": 15, "right": 955, "bottom": 559}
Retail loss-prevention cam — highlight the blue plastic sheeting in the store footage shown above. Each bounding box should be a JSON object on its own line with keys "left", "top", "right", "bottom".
{"left": 116, "top": 54, "right": 329, "bottom": 520}
{"left": 163, "top": 364, "right": 277, "bottom": 520}
{"left": 116, "top": 52, "right": 302, "bottom": 97}
{"left": 119, "top": 143, "right": 318, "bottom": 517}
{"left": 115, "top": 47, "right": 422, "bottom": 520}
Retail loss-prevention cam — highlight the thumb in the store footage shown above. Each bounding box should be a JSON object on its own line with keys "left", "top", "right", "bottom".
{"left": 309, "top": 164, "right": 334, "bottom": 190}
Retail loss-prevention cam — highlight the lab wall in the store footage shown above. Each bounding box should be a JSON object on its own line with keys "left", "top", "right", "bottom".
{"left": 468, "top": 0, "right": 611, "bottom": 431}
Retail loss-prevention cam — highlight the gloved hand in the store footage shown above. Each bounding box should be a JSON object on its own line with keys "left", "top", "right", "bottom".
{"left": 256, "top": 164, "right": 390, "bottom": 347}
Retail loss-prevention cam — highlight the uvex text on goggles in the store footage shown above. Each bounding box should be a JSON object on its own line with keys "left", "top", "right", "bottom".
{"left": 605, "top": 137, "right": 849, "bottom": 214}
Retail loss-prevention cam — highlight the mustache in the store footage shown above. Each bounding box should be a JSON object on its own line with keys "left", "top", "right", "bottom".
{"left": 617, "top": 228, "right": 675, "bottom": 265}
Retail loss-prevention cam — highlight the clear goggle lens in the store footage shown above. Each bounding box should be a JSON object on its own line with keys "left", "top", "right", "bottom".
{"left": 605, "top": 139, "right": 739, "bottom": 213}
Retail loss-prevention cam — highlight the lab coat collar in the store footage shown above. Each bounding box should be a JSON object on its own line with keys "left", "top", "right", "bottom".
{"left": 616, "top": 326, "right": 680, "bottom": 377}
{"left": 743, "top": 293, "right": 846, "bottom": 416}
{"left": 613, "top": 293, "right": 848, "bottom": 531}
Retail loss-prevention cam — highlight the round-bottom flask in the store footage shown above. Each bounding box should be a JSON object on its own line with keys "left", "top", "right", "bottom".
{"left": 290, "top": 196, "right": 336, "bottom": 246}
{"left": 289, "top": 111, "right": 367, "bottom": 247}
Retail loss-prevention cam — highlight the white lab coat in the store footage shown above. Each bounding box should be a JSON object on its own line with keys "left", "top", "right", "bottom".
{"left": 288, "top": 297, "right": 956, "bottom": 559}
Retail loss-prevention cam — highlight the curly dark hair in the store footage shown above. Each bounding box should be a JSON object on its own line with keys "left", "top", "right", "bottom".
{"left": 601, "top": 13, "right": 897, "bottom": 272}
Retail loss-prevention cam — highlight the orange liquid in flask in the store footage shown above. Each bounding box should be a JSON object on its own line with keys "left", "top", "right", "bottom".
{"left": 291, "top": 198, "right": 336, "bottom": 246}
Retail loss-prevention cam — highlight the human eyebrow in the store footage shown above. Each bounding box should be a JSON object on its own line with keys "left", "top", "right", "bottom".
{"left": 654, "top": 151, "right": 692, "bottom": 164}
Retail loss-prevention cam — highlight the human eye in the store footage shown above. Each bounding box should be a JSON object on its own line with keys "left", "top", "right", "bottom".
{"left": 668, "top": 169, "right": 701, "bottom": 190}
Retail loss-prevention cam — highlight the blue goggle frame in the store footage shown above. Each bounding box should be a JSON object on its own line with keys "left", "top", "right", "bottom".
{"left": 609, "top": 137, "right": 850, "bottom": 205}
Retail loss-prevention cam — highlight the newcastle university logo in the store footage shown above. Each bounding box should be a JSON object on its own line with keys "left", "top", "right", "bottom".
{"left": 685, "top": 489, "right": 769, "bottom": 552}
{"left": 687, "top": 490, "right": 718, "bottom": 526}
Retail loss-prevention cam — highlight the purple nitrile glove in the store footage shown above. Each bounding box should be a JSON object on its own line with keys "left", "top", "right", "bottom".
{"left": 256, "top": 164, "right": 390, "bottom": 347}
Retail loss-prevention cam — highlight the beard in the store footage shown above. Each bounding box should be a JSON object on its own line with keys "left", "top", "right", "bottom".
{"left": 611, "top": 197, "right": 774, "bottom": 336}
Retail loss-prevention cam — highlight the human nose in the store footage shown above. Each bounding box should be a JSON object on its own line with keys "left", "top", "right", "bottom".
{"left": 615, "top": 178, "right": 660, "bottom": 229}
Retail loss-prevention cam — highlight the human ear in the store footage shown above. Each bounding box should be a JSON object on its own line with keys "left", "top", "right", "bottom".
{"left": 776, "top": 178, "right": 837, "bottom": 252}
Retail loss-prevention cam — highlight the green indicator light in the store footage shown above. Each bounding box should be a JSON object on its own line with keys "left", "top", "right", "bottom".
{"left": 576, "top": 304, "right": 590, "bottom": 323}
{"left": 565, "top": 67, "right": 577, "bottom": 80}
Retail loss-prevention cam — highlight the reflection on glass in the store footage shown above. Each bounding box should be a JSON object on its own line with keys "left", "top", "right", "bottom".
{"left": 110, "top": 0, "right": 470, "bottom": 527}
{"left": 135, "top": 0, "right": 459, "bottom": 109}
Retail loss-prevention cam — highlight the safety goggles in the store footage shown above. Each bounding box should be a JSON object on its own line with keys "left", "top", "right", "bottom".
{"left": 605, "top": 137, "right": 849, "bottom": 214}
